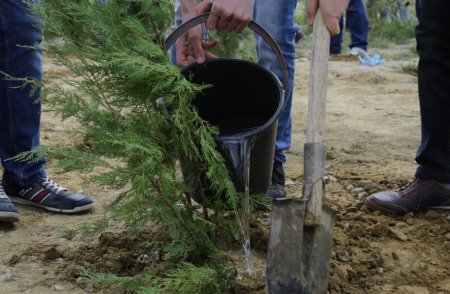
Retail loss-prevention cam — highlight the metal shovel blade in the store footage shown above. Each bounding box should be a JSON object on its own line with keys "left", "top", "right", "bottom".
{"left": 266, "top": 199, "right": 335, "bottom": 294}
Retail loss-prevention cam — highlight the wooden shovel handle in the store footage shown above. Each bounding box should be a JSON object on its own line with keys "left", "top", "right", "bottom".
{"left": 304, "top": 10, "right": 330, "bottom": 227}
{"left": 306, "top": 10, "right": 330, "bottom": 144}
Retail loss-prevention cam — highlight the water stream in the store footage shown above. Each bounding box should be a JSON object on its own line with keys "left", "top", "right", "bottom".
{"left": 215, "top": 132, "right": 257, "bottom": 275}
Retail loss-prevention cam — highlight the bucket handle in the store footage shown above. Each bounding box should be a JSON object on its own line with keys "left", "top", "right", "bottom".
{"left": 164, "top": 13, "right": 290, "bottom": 92}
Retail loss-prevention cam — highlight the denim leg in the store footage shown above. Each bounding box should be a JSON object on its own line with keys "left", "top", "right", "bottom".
{"left": 414, "top": 0, "right": 450, "bottom": 183}
{"left": 330, "top": 17, "right": 344, "bottom": 54}
{"left": 169, "top": 0, "right": 182, "bottom": 65}
{"left": 396, "top": 0, "right": 409, "bottom": 21}
{"left": 254, "top": 0, "right": 297, "bottom": 164}
{"left": 0, "top": 0, "right": 46, "bottom": 185}
{"left": 346, "top": 0, "right": 368, "bottom": 51}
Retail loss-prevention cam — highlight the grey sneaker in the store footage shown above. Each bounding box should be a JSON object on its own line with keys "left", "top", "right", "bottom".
{"left": 0, "top": 181, "right": 20, "bottom": 222}
{"left": 266, "top": 160, "right": 286, "bottom": 199}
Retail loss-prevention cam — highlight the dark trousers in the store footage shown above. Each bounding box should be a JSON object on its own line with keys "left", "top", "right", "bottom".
{"left": 330, "top": 0, "right": 368, "bottom": 54}
{"left": 414, "top": 0, "right": 450, "bottom": 183}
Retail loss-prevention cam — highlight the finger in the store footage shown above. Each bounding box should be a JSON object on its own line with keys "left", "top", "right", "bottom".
{"left": 187, "top": 29, "right": 206, "bottom": 63}
{"left": 227, "top": 17, "right": 243, "bottom": 33}
{"left": 196, "top": 0, "right": 213, "bottom": 15}
{"left": 204, "top": 51, "right": 218, "bottom": 60}
{"left": 307, "top": 0, "right": 319, "bottom": 26}
{"left": 207, "top": 5, "right": 220, "bottom": 30}
{"left": 202, "top": 39, "right": 219, "bottom": 51}
{"left": 321, "top": 10, "right": 341, "bottom": 36}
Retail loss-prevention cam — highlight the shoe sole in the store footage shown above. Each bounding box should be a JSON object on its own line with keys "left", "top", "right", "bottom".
{"left": 366, "top": 200, "right": 450, "bottom": 215}
{"left": 10, "top": 197, "right": 93, "bottom": 214}
{"left": 365, "top": 199, "right": 404, "bottom": 215}
{"left": 0, "top": 211, "right": 20, "bottom": 222}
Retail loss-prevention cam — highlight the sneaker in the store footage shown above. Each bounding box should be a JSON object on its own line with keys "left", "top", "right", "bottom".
{"left": 0, "top": 182, "right": 20, "bottom": 222}
{"left": 3, "top": 177, "right": 93, "bottom": 214}
{"left": 349, "top": 47, "right": 367, "bottom": 57}
{"left": 266, "top": 160, "right": 286, "bottom": 199}
{"left": 365, "top": 178, "right": 450, "bottom": 215}
{"left": 295, "top": 31, "right": 304, "bottom": 44}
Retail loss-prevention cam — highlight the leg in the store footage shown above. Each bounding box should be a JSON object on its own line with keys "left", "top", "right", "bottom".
{"left": 414, "top": 0, "right": 450, "bottom": 183}
{"left": 0, "top": 0, "right": 93, "bottom": 214}
{"left": 169, "top": 0, "right": 182, "bottom": 65}
{"left": 0, "top": 0, "right": 46, "bottom": 186}
{"left": 346, "top": 0, "right": 368, "bottom": 52}
{"left": 365, "top": 0, "right": 450, "bottom": 215}
{"left": 254, "top": 0, "right": 297, "bottom": 199}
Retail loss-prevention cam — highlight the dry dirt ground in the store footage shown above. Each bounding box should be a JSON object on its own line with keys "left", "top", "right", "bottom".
{"left": 0, "top": 44, "right": 449, "bottom": 294}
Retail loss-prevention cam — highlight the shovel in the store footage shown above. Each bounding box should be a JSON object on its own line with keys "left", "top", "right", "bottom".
{"left": 266, "top": 11, "right": 335, "bottom": 294}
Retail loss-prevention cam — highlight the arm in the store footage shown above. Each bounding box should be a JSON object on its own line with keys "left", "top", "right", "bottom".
{"left": 307, "top": 0, "right": 350, "bottom": 36}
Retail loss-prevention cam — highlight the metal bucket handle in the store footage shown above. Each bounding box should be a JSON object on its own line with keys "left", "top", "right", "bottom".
{"left": 164, "top": 13, "right": 290, "bottom": 92}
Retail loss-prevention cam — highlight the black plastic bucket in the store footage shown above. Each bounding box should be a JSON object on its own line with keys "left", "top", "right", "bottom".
{"left": 181, "top": 59, "right": 284, "bottom": 193}
{"left": 165, "top": 14, "right": 288, "bottom": 197}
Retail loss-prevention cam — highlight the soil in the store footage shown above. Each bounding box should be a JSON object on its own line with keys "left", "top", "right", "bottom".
{"left": 0, "top": 43, "right": 449, "bottom": 294}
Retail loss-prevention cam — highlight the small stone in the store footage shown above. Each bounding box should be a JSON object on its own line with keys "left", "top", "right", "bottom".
{"left": 346, "top": 184, "right": 354, "bottom": 191}
{"left": 84, "top": 283, "right": 95, "bottom": 293}
{"left": 444, "top": 241, "right": 450, "bottom": 251}
{"left": 389, "top": 228, "right": 408, "bottom": 241}
{"left": 406, "top": 218, "right": 415, "bottom": 225}
{"left": 357, "top": 192, "right": 369, "bottom": 201}
{"left": 392, "top": 252, "right": 400, "bottom": 260}
{"left": 285, "top": 179, "right": 296, "bottom": 186}
{"left": 54, "top": 284, "right": 65, "bottom": 291}
{"left": 424, "top": 210, "right": 441, "bottom": 220}
{"left": 43, "top": 247, "right": 63, "bottom": 261}
{"left": 446, "top": 215, "right": 450, "bottom": 222}
{"left": 350, "top": 187, "right": 364, "bottom": 196}
{"left": 377, "top": 267, "right": 384, "bottom": 274}
{"left": 336, "top": 251, "right": 350, "bottom": 262}
{"left": 363, "top": 183, "right": 378, "bottom": 191}
{"left": 395, "top": 222, "right": 408, "bottom": 228}
{"left": 1, "top": 270, "right": 14, "bottom": 282}
{"left": 445, "top": 233, "right": 450, "bottom": 241}
{"left": 402, "top": 212, "right": 415, "bottom": 220}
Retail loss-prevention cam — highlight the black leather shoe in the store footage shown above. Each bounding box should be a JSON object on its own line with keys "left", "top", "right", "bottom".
{"left": 365, "top": 178, "right": 450, "bottom": 215}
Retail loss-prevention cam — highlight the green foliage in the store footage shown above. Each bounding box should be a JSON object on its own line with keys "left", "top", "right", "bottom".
{"left": 367, "top": 0, "right": 416, "bottom": 46}
{"left": 25, "top": 0, "right": 240, "bottom": 291}
{"left": 86, "top": 262, "right": 228, "bottom": 293}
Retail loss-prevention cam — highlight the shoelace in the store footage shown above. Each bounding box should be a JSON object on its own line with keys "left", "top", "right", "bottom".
{"left": 41, "top": 178, "right": 68, "bottom": 194}
{"left": 396, "top": 178, "right": 425, "bottom": 198}
{"left": 0, "top": 183, "right": 9, "bottom": 199}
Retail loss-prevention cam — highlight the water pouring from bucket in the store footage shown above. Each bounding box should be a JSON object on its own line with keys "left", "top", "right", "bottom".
{"left": 164, "top": 14, "right": 289, "bottom": 274}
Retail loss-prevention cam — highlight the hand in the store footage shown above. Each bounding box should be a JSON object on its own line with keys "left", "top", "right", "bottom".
{"left": 196, "top": 0, "right": 254, "bottom": 33}
{"left": 307, "top": 0, "right": 349, "bottom": 36}
{"left": 175, "top": 31, "right": 218, "bottom": 68}
{"left": 177, "top": 0, "right": 219, "bottom": 67}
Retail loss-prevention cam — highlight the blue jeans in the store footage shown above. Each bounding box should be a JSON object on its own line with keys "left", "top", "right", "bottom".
{"left": 0, "top": 0, "right": 46, "bottom": 185}
{"left": 254, "top": 0, "right": 297, "bottom": 164}
{"left": 414, "top": 0, "right": 450, "bottom": 183}
{"left": 330, "top": 0, "right": 368, "bottom": 54}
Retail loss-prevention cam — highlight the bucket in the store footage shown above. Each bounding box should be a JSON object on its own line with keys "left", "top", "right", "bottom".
{"left": 165, "top": 14, "right": 288, "bottom": 198}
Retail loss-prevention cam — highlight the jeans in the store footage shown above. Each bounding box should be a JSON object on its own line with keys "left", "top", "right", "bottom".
{"left": 254, "top": 0, "right": 297, "bottom": 164}
{"left": 330, "top": 0, "right": 368, "bottom": 54}
{"left": 414, "top": 0, "right": 450, "bottom": 183}
{"left": 0, "top": 0, "right": 46, "bottom": 185}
